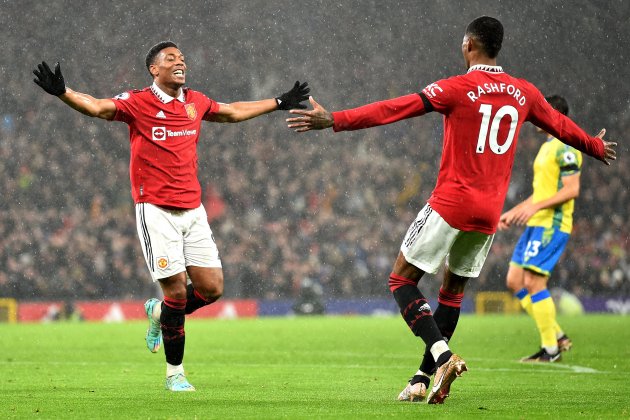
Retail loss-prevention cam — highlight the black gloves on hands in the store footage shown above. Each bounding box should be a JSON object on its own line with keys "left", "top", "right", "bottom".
{"left": 275, "top": 81, "right": 310, "bottom": 110}
{"left": 33, "top": 61, "right": 66, "bottom": 96}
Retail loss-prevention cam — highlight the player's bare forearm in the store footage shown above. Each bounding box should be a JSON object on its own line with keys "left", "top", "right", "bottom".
{"left": 60, "top": 89, "right": 116, "bottom": 120}
{"left": 506, "top": 178, "right": 579, "bottom": 227}
{"left": 210, "top": 99, "right": 277, "bottom": 123}
{"left": 209, "top": 81, "right": 310, "bottom": 123}
{"left": 33, "top": 61, "right": 115, "bottom": 120}
{"left": 514, "top": 196, "right": 533, "bottom": 211}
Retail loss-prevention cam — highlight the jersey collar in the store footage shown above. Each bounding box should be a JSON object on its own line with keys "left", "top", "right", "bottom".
{"left": 150, "top": 82, "right": 186, "bottom": 103}
{"left": 467, "top": 64, "right": 504, "bottom": 74}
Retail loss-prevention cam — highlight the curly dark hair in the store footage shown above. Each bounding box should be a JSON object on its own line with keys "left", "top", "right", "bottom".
{"left": 545, "top": 95, "right": 570, "bottom": 116}
{"left": 466, "top": 16, "right": 503, "bottom": 59}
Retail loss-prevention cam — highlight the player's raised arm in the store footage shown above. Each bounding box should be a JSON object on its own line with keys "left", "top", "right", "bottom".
{"left": 33, "top": 61, "right": 116, "bottom": 120}
{"left": 208, "top": 81, "right": 309, "bottom": 123}
{"left": 528, "top": 91, "right": 617, "bottom": 165}
{"left": 287, "top": 93, "right": 430, "bottom": 133}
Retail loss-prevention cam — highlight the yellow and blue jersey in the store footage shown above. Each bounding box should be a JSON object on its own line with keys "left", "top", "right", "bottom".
{"left": 527, "top": 136, "right": 582, "bottom": 234}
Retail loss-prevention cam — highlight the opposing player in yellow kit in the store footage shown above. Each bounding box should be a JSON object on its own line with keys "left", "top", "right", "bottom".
{"left": 499, "top": 95, "right": 581, "bottom": 362}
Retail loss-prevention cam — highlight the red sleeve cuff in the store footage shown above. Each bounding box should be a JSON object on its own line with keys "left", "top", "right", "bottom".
{"left": 332, "top": 110, "right": 349, "bottom": 132}
{"left": 592, "top": 136, "right": 605, "bottom": 160}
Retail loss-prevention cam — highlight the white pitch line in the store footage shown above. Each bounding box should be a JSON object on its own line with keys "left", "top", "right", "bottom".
{"left": 475, "top": 366, "right": 607, "bottom": 374}
{"left": 465, "top": 357, "right": 607, "bottom": 374}
{"left": 543, "top": 364, "right": 603, "bottom": 373}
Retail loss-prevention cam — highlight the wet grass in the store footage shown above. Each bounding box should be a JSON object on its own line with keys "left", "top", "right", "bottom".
{"left": 1, "top": 314, "right": 629, "bottom": 418}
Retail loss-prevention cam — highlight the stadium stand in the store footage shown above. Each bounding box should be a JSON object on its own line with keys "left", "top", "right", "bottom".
{"left": 0, "top": 1, "right": 627, "bottom": 302}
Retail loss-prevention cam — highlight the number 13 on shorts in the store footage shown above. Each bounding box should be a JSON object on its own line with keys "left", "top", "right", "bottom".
{"left": 524, "top": 240, "right": 541, "bottom": 259}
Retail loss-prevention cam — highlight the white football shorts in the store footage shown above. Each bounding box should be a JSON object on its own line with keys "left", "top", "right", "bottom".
{"left": 400, "top": 204, "right": 494, "bottom": 277}
{"left": 135, "top": 203, "right": 222, "bottom": 282}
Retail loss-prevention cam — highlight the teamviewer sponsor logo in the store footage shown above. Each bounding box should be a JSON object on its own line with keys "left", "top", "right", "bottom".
{"left": 151, "top": 127, "right": 197, "bottom": 141}
{"left": 152, "top": 126, "right": 167, "bottom": 141}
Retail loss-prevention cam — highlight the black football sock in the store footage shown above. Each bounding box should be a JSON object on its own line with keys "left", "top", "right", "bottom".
{"left": 392, "top": 283, "right": 444, "bottom": 349}
{"left": 161, "top": 296, "right": 186, "bottom": 366}
{"left": 419, "top": 287, "right": 463, "bottom": 373}
{"left": 185, "top": 284, "right": 218, "bottom": 314}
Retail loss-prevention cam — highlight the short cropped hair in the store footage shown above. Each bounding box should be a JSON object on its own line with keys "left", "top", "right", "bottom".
{"left": 145, "top": 41, "right": 178, "bottom": 74}
{"left": 466, "top": 16, "right": 503, "bottom": 58}
{"left": 545, "top": 95, "right": 570, "bottom": 116}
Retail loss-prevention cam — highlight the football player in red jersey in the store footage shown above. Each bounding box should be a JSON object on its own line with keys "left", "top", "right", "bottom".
{"left": 287, "top": 16, "right": 616, "bottom": 404}
{"left": 33, "top": 41, "right": 309, "bottom": 392}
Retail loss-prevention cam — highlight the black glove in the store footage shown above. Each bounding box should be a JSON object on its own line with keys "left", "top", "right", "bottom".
{"left": 33, "top": 61, "right": 66, "bottom": 96}
{"left": 275, "top": 81, "right": 310, "bottom": 110}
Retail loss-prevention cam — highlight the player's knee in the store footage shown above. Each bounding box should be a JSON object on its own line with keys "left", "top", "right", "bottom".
{"left": 505, "top": 267, "right": 523, "bottom": 292}
{"left": 506, "top": 275, "right": 519, "bottom": 292}
{"left": 523, "top": 270, "right": 547, "bottom": 294}
{"left": 198, "top": 273, "right": 224, "bottom": 300}
{"left": 442, "top": 270, "right": 468, "bottom": 293}
{"left": 159, "top": 274, "right": 188, "bottom": 300}
{"left": 209, "top": 281, "right": 224, "bottom": 300}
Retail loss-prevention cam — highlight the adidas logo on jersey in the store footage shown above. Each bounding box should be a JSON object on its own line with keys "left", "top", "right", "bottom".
{"left": 155, "top": 110, "right": 166, "bottom": 119}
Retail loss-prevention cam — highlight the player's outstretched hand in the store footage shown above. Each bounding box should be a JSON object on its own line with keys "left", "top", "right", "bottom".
{"left": 595, "top": 129, "right": 617, "bottom": 165}
{"left": 286, "top": 97, "right": 334, "bottom": 132}
{"left": 276, "top": 81, "right": 310, "bottom": 110}
{"left": 33, "top": 61, "right": 66, "bottom": 96}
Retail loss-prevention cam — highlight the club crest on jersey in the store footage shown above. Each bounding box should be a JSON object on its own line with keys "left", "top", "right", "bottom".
{"left": 152, "top": 127, "right": 167, "bottom": 141}
{"left": 156, "top": 256, "right": 169, "bottom": 270}
{"left": 184, "top": 103, "right": 197, "bottom": 120}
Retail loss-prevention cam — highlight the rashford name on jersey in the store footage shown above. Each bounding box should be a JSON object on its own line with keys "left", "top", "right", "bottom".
{"left": 466, "top": 82, "right": 527, "bottom": 106}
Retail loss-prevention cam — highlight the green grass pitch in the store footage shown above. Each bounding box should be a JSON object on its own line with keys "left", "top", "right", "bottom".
{"left": 1, "top": 314, "right": 629, "bottom": 419}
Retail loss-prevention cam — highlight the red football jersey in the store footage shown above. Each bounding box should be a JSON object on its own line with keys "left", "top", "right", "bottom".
{"left": 112, "top": 83, "right": 219, "bottom": 209}
{"left": 332, "top": 65, "right": 604, "bottom": 234}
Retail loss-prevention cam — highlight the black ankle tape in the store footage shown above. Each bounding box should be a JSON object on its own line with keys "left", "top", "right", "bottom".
{"left": 436, "top": 351, "right": 453, "bottom": 367}
{"left": 410, "top": 374, "right": 430, "bottom": 387}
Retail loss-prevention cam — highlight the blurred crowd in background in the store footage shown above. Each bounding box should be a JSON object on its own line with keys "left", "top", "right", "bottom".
{"left": 1, "top": 1, "right": 628, "bottom": 301}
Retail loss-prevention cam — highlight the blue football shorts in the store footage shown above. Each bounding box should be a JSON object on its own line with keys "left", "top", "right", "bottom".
{"left": 510, "top": 226, "right": 570, "bottom": 277}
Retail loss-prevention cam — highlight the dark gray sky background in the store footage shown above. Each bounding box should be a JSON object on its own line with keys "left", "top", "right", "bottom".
{"left": 2, "top": 0, "right": 628, "bottom": 130}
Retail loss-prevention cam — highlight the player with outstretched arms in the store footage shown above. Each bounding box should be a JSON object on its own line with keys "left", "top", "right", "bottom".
{"left": 33, "top": 41, "right": 309, "bottom": 392}
{"left": 287, "top": 16, "right": 616, "bottom": 404}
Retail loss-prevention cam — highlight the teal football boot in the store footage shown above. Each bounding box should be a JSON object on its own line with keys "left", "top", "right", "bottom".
{"left": 144, "top": 298, "right": 162, "bottom": 353}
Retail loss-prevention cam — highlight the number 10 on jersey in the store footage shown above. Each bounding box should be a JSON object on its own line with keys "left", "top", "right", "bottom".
{"left": 476, "top": 104, "right": 518, "bottom": 155}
